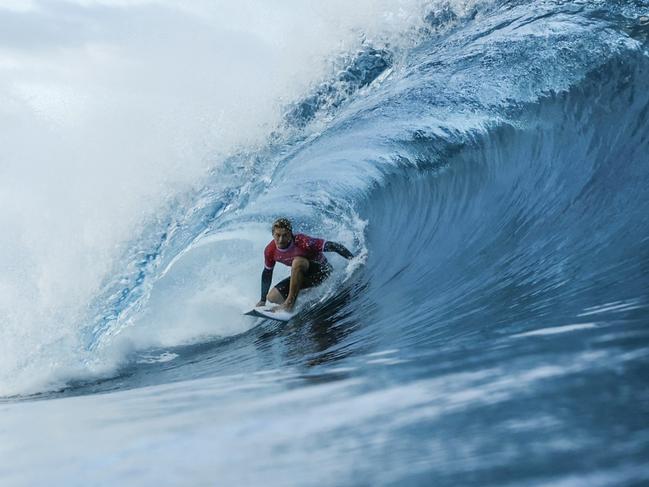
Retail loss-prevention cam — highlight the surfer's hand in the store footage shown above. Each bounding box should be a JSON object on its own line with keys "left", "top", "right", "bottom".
{"left": 256, "top": 300, "right": 266, "bottom": 307}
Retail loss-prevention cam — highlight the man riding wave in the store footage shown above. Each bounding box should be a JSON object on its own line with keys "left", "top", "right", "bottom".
{"left": 256, "top": 218, "right": 354, "bottom": 311}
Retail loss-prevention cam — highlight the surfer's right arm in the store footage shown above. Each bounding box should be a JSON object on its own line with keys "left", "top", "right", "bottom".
{"left": 257, "top": 267, "right": 273, "bottom": 306}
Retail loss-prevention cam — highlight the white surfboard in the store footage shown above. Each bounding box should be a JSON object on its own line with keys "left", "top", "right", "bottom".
{"left": 244, "top": 304, "right": 296, "bottom": 322}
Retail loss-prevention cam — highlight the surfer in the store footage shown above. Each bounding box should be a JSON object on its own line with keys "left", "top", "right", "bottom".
{"left": 256, "top": 218, "right": 354, "bottom": 311}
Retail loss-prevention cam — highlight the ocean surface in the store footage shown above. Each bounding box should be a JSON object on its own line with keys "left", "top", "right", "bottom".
{"left": 1, "top": 1, "right": 649, "bottom": 485}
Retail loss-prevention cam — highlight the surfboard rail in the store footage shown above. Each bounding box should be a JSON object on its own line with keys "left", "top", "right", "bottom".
{"left": 244, "top": 305, "right": 296, "bottom": 322}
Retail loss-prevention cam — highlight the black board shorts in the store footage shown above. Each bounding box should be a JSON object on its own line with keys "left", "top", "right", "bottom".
{"left": 274, "top": 260, "right": 333, "bottom": 298}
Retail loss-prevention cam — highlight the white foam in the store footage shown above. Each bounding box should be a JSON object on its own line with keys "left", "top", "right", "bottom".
{"left": 577, "top": 299, "right": 644, "bottom": 317}
{"left": 512, "top": 323, "right": 598, "bottom": 338}
{"left": 136, "top": 352, "right": 179, "bottom": 364}
{"left": 0, "top": 0, "right": 431, "bottom": 396}
{"left": 366, "top": 349, "right": 400, "bottom": 357}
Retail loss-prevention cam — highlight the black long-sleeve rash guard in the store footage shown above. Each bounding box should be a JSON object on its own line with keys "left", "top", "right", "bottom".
{"left": 323, "top": 241, "right": 354, "bottom": 260}
{"left": 260, "top": 267, "right": 273, "bottom": 301}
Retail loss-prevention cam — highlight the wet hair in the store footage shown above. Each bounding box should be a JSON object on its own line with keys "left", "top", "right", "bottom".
{"left": 272, "top": 218, "right": 293, "bottom": 234}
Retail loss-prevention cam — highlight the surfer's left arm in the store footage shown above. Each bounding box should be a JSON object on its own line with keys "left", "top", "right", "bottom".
{"left": 323, "top": 241, "right": 354, "bottom": 259}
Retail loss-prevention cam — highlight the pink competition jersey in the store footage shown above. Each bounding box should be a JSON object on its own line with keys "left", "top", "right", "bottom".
{"left": 264, "top": 233, "right": 327, "bottom": 269}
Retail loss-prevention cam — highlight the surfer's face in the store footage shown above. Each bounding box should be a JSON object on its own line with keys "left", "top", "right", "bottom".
{"left": 272, "top": 227, "right": 292, "bottom": 249}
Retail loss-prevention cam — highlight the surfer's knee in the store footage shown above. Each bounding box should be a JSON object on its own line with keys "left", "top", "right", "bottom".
{"left": 266, "top": 288, "right": 283, "bottom": 303}
{"left": 291, "top": 257, "right": 309, "bottom": 272}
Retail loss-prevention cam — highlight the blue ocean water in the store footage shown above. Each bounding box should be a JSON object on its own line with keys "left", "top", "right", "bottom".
{"left": 2, "top": 1, "right": 649, "bottom": 485}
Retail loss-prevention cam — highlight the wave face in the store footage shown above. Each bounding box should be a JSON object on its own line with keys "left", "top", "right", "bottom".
{"left": 2, "top": 1, "right": 649, "bottom": 486}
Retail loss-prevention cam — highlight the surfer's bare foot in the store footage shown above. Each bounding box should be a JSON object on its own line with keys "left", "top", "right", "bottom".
{"left": 280, "top": 299, "right": 295, "bottom": 312}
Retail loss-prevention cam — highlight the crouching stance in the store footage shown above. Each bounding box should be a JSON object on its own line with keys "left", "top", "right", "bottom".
{"left": 256, "top": 218, "right": 354, "bottom": 311}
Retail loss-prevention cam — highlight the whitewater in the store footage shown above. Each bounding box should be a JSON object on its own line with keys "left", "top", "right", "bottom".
{"left": 1, "top": 1, "right": 648, "bottom": 485}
